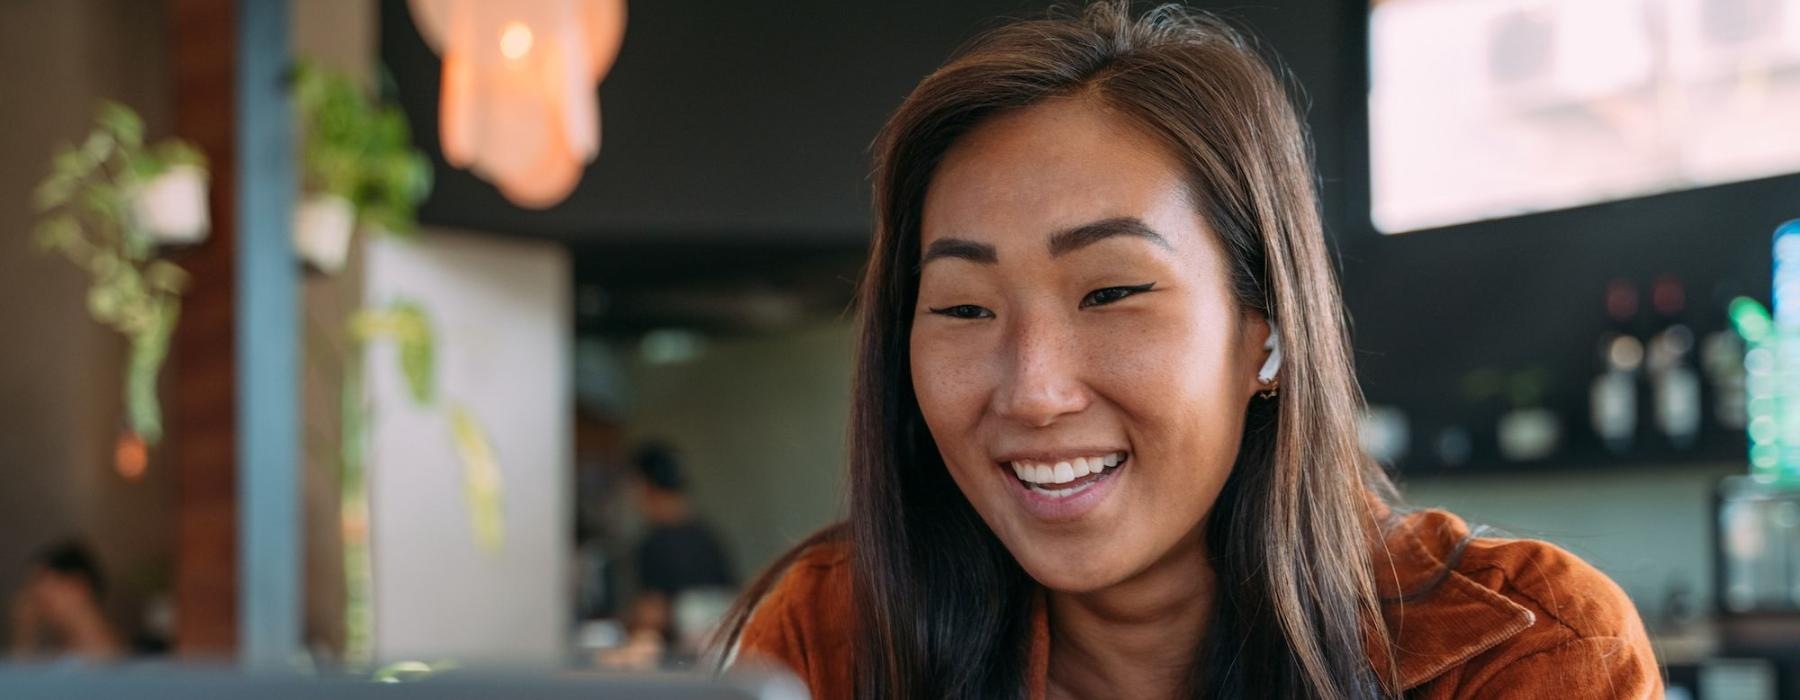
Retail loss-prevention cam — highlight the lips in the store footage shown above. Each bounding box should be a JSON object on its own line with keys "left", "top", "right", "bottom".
{"left": 1005, "top": 451, "right": 1128, "bottom": 499}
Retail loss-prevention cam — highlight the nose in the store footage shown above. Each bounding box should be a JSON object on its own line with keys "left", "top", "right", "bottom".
{"left": 990, "top": 311, "right": 1090, "bottom": 427}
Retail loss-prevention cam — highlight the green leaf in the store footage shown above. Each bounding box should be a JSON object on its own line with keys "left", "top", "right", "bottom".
{"left": 80, "top": 130, "right": 115, "bottom": 166}
{"left": 449, "top": 403, "right": 504, "bottom": 554}
{"left": 52, "top": 146, "right": 87, "bottom": 179}
{"left": 89, "top": 251, "right": 120, "bottom": 278}
{"left": 155, "top": 141, "right": 207, "bottom": 169}
{"left": 364, "top": 206, "right": 413, "bottom": 238}
{"left": 391, "top": 303, "right": 435, "bottom": 404}
{"left": 347, "top": 302, "right": 436, "bottom": 404}
{"left": 144, "top": 260, "right": 190, "bottom": 294}
{"left": 292, "top": 60, "right": 430, "bottom": 233}
{"left": 122, "top": 223, "right": 155, "bottom": 261}
{"left": 289, "top": 60, "right": 326, "bottom": 113}
{"left": 98, "top": 101, "right": 145, "bottom": 150}
{"left": 78, "top": 183, "right": 122, "bottom": 224}
{"left": 347, "top": 309, "right": 380, "bottom": 343}
{"left": 34, "top": 215, "right": 80, "bottom": 254}
{"left": 398, "top": 335, "right": 434, "bottom": 405}
{"left": 88, "top": 283, "right": 124, "bottom": 323}
{"left": 34, "top": 173, "right": 77, "bottom": 212}
{"left": 375, "top": 108, "right": 409, "bottom": 148}
{"left": 109, "top": 265, "right": 147, "bottom": 307}
{"left": 129, "top": 149, "right": 167, "bottom": 180}
{"left": 405, "top": 154, "right": 433, "bottom": 201}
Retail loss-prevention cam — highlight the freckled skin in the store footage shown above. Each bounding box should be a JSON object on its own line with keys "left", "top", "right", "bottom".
{"left": 909, "top": 96, "right": 1269, "bottom": 594}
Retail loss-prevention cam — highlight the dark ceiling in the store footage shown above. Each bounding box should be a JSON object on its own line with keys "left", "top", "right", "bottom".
{"left": 379, "top": 0, "right": 1060, "bottom": 244}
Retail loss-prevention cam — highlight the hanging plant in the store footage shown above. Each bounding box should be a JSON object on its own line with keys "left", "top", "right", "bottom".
{"left": 348, "top": 301, "right": 437, "bottom": 405}
{"left": 448, "top": 403, "right": 505, "bottom": 554}
{"left": 288, "top": 58, "right": 435, "bottom": 665}
{"left": 290, "top": 61, "right": 433, "bottom": 273}
{"left": 33, "top": 102, "right": 209, "bottom": 445}
{"left": 336, "top": 299, "right": 435, "bottom": 663}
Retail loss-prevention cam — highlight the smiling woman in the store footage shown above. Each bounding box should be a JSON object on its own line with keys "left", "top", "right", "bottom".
{"left": 910, "top": 99, "right": 1270, "bottom": 602}
{"left": 715, "top": 2, "right": 1660, "bottom": 699}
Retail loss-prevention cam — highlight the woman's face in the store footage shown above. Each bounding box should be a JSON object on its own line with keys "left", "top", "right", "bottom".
{"left": 909, "top": 97, "right": 1269, "bottom": 593}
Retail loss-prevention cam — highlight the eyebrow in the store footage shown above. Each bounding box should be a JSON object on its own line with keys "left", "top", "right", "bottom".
{"left": 1047, "top": 216, "right": 1172, "bottom": 257}
{"left": 919, "top": 238, "right": 998, "bottom": 268}
{"left": 918, "top": 216, "right": 1172, "bottom": 271}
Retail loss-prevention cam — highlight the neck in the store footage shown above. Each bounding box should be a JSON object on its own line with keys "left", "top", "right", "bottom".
{"left": 1045, "top": 532, "right": 1216, "bottom": 700}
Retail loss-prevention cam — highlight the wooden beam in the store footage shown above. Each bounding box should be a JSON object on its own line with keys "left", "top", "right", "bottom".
{"left": 168, "top": 0, "right": 240, "bottom": 658}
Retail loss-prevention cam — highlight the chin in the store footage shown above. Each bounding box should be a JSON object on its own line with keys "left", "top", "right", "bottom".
{"left": 1010, "top": 540, "right": 1132, "bottom": 594}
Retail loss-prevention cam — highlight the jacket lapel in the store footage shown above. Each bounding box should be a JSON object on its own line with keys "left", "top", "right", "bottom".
{"left": 1366, "top": 509, "right": 1536, "bottom": 691}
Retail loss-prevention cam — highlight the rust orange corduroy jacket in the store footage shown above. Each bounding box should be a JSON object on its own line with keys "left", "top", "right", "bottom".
{"left": 735, "top": 509, "right": 1663, "bottom": 698}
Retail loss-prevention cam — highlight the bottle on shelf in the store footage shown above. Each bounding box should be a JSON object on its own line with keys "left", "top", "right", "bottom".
{"left": 1591, "top": 278, "right": 1641, "bottom": 454}
{"left": 1498, "top": 367, "right": 1559, "bottom": 462}
{"left": 1701, "top": 327, "right": 1748, "bottom": 431}
{"left": 1647, "top": 275, "right": 1702, "bottom": 449}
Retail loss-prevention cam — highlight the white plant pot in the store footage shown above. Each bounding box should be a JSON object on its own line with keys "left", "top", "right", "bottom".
{"left": 294, "top": 193, "right": 356, "bottom": 274}
{"left": 132, "top": 164, "right": 210, "bottom": 246}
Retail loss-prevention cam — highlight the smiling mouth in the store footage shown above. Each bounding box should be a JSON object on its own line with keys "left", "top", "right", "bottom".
{"left": 1006, "top": 451, "right": 1129, "bottom": 499}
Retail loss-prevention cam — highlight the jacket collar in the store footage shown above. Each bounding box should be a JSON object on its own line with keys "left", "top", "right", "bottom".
{"left": 1367, "top": 508, "right": 1537, "bottom": 691}
{"left": 1022, "top": 509, "right": 1534, "bottom": 697}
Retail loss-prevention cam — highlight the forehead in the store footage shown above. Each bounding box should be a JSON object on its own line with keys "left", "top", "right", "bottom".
{"left": 920, "top": 96, "right": 1196, "bottom": 248}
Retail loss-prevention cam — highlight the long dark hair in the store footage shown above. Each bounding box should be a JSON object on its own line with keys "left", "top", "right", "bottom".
{"left": 719, "top": 3, "right": 1403, "bottom": 697}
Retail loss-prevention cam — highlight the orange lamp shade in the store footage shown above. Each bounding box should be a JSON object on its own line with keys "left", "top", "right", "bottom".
{"left": 408, "top": 0, "right": 626, "bottom": 208}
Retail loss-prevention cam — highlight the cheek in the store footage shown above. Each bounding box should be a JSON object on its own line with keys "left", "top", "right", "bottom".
{"left": 1092, "top": 303, "right": 1246, "bottom": 426}
{"left": 1090, "top": 299, "right": 1251, "bottom": 521}
{"left": 909, "top": 329, "right": 994, "bottom": 447}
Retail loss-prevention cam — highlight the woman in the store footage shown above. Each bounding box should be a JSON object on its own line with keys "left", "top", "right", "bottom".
{"left": 720, "top": 3, "right": 1660, "bottom": 698}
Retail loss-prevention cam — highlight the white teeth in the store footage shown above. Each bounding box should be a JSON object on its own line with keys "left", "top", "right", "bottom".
{"left": 1010, "top": 454, "right": 1128, "bottom": 485}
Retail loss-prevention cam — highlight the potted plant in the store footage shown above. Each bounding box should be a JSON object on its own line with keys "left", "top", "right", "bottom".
{"left": 290, "top": 61, "right": 433, "bottom": 273}
{"left": 131, "top": 159, "right": 210, "bottom": 246}
{"left": 33, "top": 102, "right": 209, "bottom": 445}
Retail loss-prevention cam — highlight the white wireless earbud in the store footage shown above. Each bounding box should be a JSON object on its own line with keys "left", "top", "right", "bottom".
{"left": 1257, "top": 325, "right": 1282, "bottom": 385}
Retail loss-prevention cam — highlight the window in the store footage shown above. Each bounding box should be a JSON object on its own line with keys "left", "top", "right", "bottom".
{"left": 1369, "top": 0, "right": 1800, "bottom": 233}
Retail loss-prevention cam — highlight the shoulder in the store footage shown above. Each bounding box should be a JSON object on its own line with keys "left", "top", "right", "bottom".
{"left": 1455, "top": 524, "right": 1645, "bottom": 643}
{"left": 748, "top": 538, "right": 853, "bottom": 618}
{"left": 732, "top": 538, "right": 856, "bottom": 697}
{"left": 1379, "top": 509, "right": 1662, "bottom": 697}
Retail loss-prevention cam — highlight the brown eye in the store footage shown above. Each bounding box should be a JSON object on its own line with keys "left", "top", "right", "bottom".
{"left": 1080, "top": 282, "right": 1155, "bottom": 308}
{"left": 929, "top": 304, "right": 994, "bottom": 320}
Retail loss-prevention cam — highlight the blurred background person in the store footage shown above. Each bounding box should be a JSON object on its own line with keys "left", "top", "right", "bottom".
{"left": 9, "top": 541, "right": 123, "bottom": 663}
{"left": 571, "top": 405, "right": 629, "bottom": 630}
{"left": 603, "top": 441, "right": 737, "bottom": 669}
